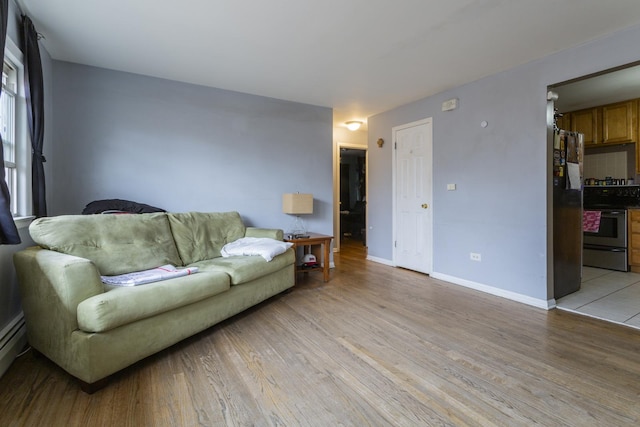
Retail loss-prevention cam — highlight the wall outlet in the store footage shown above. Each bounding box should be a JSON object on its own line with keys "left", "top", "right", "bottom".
{"left": 470, "top": 252, "right": 481, "bottom": 262}
{"left": 447, "top": 183, "right": 456, "bottom": 191}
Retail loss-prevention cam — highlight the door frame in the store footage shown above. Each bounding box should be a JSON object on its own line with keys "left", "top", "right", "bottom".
{"left": 333, "top": 142, "right": 368, "bottom": 252}
{"left": 392, "top": 117, "right": 433, "bottom": 272}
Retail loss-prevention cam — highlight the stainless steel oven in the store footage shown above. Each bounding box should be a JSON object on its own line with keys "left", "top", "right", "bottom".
{"left": 583, "top": 209, "right": 628, "bottom": 271}
{"left": 584, "top": 210, "right": 627, "bottom": 247}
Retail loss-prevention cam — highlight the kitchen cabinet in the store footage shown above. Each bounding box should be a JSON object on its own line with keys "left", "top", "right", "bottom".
{"left": 601, "top": 100, "right": 637, "bottom": 144}
{"left": 555, "top": 113, "right": 570, "bottom": 131}
{"left": 570, "top": 107, "right": 599, "bottom": 146}
{"left": 564, "top": 98, "right": 640, "bottom": 172}
{"left": 568, "top": 100, "right": 637, "bottom": 147}
{"left": 629, "top": 209, "right": 640, "bottom": 273}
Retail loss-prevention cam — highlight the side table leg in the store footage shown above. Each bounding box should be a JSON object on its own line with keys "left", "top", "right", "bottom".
{"left": 323, "top": 238, "right": 330, "bottom": 282}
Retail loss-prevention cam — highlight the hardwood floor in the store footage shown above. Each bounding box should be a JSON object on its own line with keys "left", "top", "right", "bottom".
{"left": 1, "top": 241, "right": 640, "bottom": 426}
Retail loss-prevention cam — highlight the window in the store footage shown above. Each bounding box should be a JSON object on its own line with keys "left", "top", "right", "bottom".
{"left": 1, "top": 38, "right": 29, "bottom": 220}
{"left": 2, "top": 59, "right": 17, "bottom": 214}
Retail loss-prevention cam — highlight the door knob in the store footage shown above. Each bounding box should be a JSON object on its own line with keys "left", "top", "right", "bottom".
{"left": 421, "top": 203, "right": 429, "bottom": 209}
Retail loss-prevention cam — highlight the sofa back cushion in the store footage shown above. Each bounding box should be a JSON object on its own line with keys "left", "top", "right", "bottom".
{"left": 29, "top": 213, "right": 183, "bottom": 275}
{"left": 168, "top": 211, "right": 246, "bottom": 265}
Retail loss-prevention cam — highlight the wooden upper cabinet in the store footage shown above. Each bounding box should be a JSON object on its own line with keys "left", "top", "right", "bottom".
{"left": 569, "top": 100, "right": 637, "bottom": 145}
{"left": 601, "top": 100, "right": 637, "bottom": 144}
{"left": 555, "top": 113, "right": 570, "bottom": 131}
{"left": 570, "top": 108, "right": 599, "bottom": 146}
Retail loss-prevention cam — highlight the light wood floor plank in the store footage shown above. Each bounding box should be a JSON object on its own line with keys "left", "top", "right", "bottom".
{"left": 1, "top": 238, "right": 640, "bottom": 426}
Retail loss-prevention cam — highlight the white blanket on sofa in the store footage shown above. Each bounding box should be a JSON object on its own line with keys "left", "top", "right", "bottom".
{"left": 221, "top": 237, "right": 293, "bottom": 262}
{"left": 101, "top": 264, "right": 199, "bottom": 286}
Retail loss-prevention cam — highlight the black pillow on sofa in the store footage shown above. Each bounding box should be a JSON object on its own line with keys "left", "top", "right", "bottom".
{"left": 82, "top": 199, "right": 166, "bottom": 215}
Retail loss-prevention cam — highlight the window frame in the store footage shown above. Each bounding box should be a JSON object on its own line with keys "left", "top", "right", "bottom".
{"left": 2, "top": 37, "right": 31, "bottom": 226}
{"left": 3, "top": 52, "right": 18, "bottom": 214}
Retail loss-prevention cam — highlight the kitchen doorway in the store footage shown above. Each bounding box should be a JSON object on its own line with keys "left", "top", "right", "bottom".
{"left": 550, "top": 61, "right": 640, "bottom": 328}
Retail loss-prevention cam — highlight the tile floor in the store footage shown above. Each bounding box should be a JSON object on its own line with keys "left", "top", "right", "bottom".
{"left": 556, "top": 266, "right": 640, "bottom": 330}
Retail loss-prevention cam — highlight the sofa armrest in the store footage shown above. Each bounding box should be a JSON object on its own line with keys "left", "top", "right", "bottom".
{"left": 13, "top": 247, "right": 104, "bottom": 350}
{"left": 245, "top": 227, "right": 284, "bottom": 241}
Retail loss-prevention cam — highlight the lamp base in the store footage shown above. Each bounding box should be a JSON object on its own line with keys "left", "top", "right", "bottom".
{"left": 287, "top": 216, "right": 308, "bottom": 238}
{"left": 289, "top": 234, "right": 310, "bottom": 239}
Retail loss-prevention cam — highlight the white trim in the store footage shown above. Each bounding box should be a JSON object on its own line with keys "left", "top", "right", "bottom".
{"left": 366, "top": 255, "right": 394, "bottom": 267}
{"left": 362, "top": 256, "right": 555, "bottom": 308}
{"left": 14, "top": 215, "right": 35, "bottom": 229}
{"left": 431, "top": 272, "right": 556, "bottom": 310}
{"left": 5, "top": 38, "right": 23, "bottom": 63}
{"left": 0, "top": 313, "right": 27, "bottom": 379}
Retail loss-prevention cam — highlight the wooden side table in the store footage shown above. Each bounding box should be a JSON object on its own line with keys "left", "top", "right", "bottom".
{"left": 284, "top": 233, "right": 333, "bottom": 282}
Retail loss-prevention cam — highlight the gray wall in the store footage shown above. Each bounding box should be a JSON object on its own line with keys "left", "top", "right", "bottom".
{"left": 368, "top": 23, "right": 640, "bottom": 302}
{"left": 51, "top": 62, "right": 333, "bottom": 234}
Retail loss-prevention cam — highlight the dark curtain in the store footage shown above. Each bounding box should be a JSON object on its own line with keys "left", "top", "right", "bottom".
{"left": 0, "top": 0, "right": 20, "bottom": 244}
{"left": 22, "top": 15, "right": 46, "bottom": 217}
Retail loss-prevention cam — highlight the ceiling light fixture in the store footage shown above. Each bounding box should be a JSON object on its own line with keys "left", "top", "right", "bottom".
{"left": 345, "top": 121, "right": 363, "bottom": 131}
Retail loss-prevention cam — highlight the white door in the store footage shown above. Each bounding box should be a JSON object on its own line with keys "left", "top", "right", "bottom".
{"left": 393, "top": 118, "right": 433, "bottom": 274}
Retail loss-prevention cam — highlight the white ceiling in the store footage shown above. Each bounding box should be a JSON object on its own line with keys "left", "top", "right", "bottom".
{"left": 18, "top": 0, "right": 640, "bottom": 131}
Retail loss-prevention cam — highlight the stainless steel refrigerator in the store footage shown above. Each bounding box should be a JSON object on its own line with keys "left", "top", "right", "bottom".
{"left": 553, "top": 129, "right": 584, "bottom": 299}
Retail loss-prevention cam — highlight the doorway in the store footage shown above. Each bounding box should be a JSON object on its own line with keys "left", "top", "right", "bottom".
{"left": 550, "top": 62, "right": 640, "bottom": 329}
{"left": 339, "top": 148, "right": 367, "bottom": 250}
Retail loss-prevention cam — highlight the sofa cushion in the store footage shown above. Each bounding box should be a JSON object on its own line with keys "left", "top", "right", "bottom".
{"left": 77, "top": 271, "right": 230, "bottom": 333}
{"left": 190, "top": 248, "right": 295, "bottom": 285}
{"left": 29, "top": 213, "right": 182, "bottom": 276}
{"left": 167, "top": 211, "right": 247, "bottom": 265}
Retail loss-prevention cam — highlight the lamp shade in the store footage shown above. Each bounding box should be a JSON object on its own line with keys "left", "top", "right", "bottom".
{"left": 282, "top": 193, "right": 313, "bottom": 214}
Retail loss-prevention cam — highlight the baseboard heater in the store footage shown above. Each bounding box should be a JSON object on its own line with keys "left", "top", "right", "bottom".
{"left": 0, "top": 314, "right": 27, "bottom": 379}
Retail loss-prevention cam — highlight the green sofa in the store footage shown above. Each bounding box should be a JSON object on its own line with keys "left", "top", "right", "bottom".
{"left": 13, "top": 211, "right": 295, "bottom": 392}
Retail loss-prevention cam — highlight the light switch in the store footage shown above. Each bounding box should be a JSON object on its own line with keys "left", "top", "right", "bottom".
{"left": 447, "top": 183, "right": 456, "bottom": 191}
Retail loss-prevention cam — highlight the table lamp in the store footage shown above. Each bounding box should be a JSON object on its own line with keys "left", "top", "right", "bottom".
{"left": 282, "top": 193, "right": 313, "bottom": 237}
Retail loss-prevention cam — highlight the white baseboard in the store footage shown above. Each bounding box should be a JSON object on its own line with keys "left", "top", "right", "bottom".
{"left": 0, "top": 313, "right": 27, "bottom": 379}
{"left": 366, "top": 255, "right": 394, "bottom": 266}
{"left": 362, "top": 256, "right": 554, "bottom": 309}
{"left": 430, "top": 272, "right": 556, "bottom": 310}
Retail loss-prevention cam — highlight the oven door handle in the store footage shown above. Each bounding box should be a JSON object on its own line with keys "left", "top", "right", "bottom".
{"left": 601, "top": 210, "right": 624, "bottom": 215}
{"left": 584, "top": 244, "right": 627, "bottom": 252}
